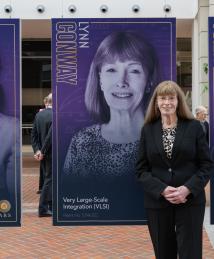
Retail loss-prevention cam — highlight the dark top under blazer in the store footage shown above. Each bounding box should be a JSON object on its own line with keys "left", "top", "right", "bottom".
{"left": 136, "top": 118, "right": 213, "bottom": 208}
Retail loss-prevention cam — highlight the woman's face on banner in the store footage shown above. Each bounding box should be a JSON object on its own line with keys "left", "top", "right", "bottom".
{"left": 99, "top": 59, "right": 148, "bottom": 112}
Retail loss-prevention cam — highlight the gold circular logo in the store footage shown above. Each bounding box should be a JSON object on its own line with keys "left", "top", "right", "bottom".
{"left": 0, "top": 200, "right": 11, "bottom": 213}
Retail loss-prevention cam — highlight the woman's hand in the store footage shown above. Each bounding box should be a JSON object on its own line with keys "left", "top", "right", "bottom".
{"left": 162, "top": 185, "right": 190, "bottom": 204}
{"left": 161, "top": 186, "right": 177, "bottom": 196}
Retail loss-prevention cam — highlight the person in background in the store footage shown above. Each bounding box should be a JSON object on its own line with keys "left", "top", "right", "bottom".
{"left": 37, "top": 95, "right": 49, "bottom": 194}
{"left": 136, "top": 81, "right": 213, "bottom": 259}
{"left": 31, "top": 93, "right": 52, "bottom": 217}
{"left": 195, "top": 105, "right": 209, "bottom": 144}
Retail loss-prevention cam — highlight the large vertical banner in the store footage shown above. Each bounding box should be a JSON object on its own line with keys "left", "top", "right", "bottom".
{"left": 0, "top": 20, "right": 21, "bottom": 226}
{"left": 209, "top": 17, "right": 214, "bottom": 224}
{"left": 52, "top": 18, "right": 176, "bottom": 225}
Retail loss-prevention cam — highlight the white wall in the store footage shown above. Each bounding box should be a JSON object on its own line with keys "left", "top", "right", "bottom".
{"left": 192, "top": 0, "right": 209, "bottom": 110}
{"left": 0, "top": 0, "right": 198, "bottom": 19}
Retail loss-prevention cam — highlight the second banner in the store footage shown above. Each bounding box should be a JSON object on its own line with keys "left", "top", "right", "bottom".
{"left": 52, "top": 18, "right": 176, "bottom": 225}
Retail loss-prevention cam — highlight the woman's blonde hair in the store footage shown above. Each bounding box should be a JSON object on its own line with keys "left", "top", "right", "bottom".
{"left": 144, "top": 81, "right": 194, "bottom": 124}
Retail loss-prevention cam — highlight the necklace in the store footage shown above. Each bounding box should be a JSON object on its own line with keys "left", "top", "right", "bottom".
{"left": 162, "top": 117, "right": 178, "bottom": 129}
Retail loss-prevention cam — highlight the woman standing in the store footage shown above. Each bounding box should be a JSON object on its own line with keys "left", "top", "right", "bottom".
{"left": 136, "top": 81, "right": 213, "bottom": 259}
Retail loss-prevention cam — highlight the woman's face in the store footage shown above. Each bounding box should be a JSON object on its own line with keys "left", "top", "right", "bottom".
{"left": 157, "top": 94, "right": 178, "bottom": 116}
{"left": 99, "top": 60, "right": 147, "bottom": 112}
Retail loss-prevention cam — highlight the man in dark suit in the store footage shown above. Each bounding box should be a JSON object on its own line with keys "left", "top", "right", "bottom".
{"left": 31, "top": 93, "right": 52, "bottom": 217}
{"left": 0, "top": 113, "right": 20, "bottom": 205}
{"left": 195, "top": 105, "right": 209, "bottom": 144}
{"left": 37, "top": 95, "right": 49, "bottom": 194}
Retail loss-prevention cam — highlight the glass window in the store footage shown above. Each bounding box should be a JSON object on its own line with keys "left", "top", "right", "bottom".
{"left": 22, "top": 40, "right": 51, "bottom": 144}
{"left": 176, "top": 38, "right": 192, "bottom": 109}
{"left": 22, "top": 59, "right": 51, "bottom": 88}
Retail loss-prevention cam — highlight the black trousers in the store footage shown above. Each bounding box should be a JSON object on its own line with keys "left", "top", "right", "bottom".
{"left": 39, "top": 155, "right": 52, "bottom": 213}
{"left": 39, "top": 160, "right": 45, "bottom": 190}
{"left": 146, "top": 205, "right": 205, "bottom": 259}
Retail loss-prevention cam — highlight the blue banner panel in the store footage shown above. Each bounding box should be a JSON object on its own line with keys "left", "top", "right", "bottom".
{"left": 0, "top": 19, "right": 21, "bottom": 227}
{"left": 209, "top": 17, "right": 214, "bottom": 224}
{"left": 52, "top": 18, "right": 176, "bottom": 225}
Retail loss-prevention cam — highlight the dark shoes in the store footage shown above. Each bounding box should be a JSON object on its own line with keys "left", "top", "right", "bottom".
{"left": 38, "top": 210, "right": 52, "bottom": 217}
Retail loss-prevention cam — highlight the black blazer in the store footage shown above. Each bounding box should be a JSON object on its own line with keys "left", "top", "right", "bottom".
{"left": 136, "top": 118, "right": 213, "bottom": 208}
{"left": 31, "top": 108, "right": 52, "bottom": 156}
{"left": 203, "top": 120, "right": 209, "bottom": 144}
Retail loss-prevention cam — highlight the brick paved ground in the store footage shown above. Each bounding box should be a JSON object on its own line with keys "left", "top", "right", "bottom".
{"left": 0, "top": 155, "right": 213, "bottom": 258}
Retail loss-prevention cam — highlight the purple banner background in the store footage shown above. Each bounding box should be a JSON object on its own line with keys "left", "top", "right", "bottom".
{"left": 208, "top": 17, "right": 214, "bottom": 224}
{"left": 0, "top": 19, "right": 20, "bottom": 226}
{"left": 52, "top": 18, "right": 176, "bottom": 225}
